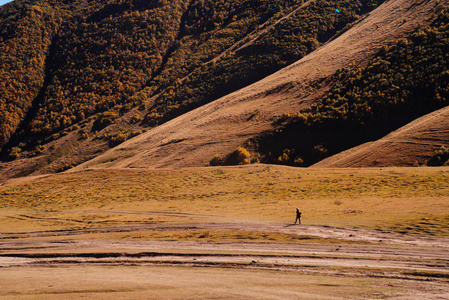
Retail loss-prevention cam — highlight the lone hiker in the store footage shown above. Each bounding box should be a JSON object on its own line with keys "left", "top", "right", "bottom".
{"left": 294, "top": 208, "right": 302, "bottom": 224}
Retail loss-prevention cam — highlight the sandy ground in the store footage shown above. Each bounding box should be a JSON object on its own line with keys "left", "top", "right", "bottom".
{"left": 1, "top": 212, "right": 448, "bottom": 299}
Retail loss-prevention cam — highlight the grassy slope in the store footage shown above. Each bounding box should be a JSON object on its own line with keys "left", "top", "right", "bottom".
{"left": 71, "top": 0, "right": 442, "bottom": 173}
{"left": 0, "top": 0, "right": 303, "bottom": 152}
{"left": 0, "top": 0, "right": 444, "bottom": 180}
{"left": 261, "top": 10, "right": 449, "bottom": 167}
{"left": 1, "top": 165, "right": 448, "bottom": 236}
{"left": 313, "top": 105, "right": 449, "bottom": 167}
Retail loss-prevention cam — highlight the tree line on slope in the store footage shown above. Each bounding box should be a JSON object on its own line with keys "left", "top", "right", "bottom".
{"left": 0, "top": 0, "right": 66, "bottom": 148}
{"left": 0, "top": 0, "right": 304, "bottom": 158}
{"left": 143, "top": 0, "right": 384, "bottom": 126}
{"left": 256, "top": 10, "right": 449, "bottom": 166}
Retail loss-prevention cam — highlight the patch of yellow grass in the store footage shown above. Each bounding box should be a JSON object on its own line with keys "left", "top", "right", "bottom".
{"left": 0, "top": 211, "right": 203, "bottom": 233}
{"left": 1, "top": 165, "right": 448, "bottom": 235}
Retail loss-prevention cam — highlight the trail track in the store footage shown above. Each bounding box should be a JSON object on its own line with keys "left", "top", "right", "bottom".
{"left": 1, "top": 210, "right": 448, "bottom": 248}
{"left": 213, "top": 0, "right": 315, "bottom": 61}
{"left": 1, "top": 211, "right": 448, "bottom": 270}
{"left": 1, "top": 210, "right": 448, "bottom": 298}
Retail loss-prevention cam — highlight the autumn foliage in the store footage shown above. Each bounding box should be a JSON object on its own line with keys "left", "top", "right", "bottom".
{"left": 0, "top": 0, "right": 384, "bottom": 158}
{"left": 258, "top": 11, "right": 449, "bottom": 166}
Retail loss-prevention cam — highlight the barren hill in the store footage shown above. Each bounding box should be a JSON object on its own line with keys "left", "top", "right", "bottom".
{"left": 74, "top": 0, "right": 442, "bottom": 171}
{"left": 312, "top": 105, "right": 449, "bottom": 168}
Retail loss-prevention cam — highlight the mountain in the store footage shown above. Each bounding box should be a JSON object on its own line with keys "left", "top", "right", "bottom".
{"left": 257, "top": 6, "right": 449, "bottom": 167}
{"left": 0, "top": 0, "right": 448, "bottom": 181}
{"left": 312, "top": 105, "right": 449, "bottom": 168}
{"left": 73, "top": 0, "right": 448, "bottom": 171}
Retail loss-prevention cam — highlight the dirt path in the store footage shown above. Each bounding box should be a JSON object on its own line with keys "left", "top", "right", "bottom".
{"left": 1, "top": 211, "right": 448, "bottom": 298}
{"left": 224, "top": 0, "right": 315, "bottom": 57}
{"left": 2, "top": 210, "right": 448, "bottom": 247}
{"left": 1, "top": 212, "right": 448, "bottom": 271}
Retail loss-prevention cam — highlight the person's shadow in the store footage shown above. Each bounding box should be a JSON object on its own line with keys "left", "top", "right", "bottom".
{"left": 284, "top": 224, "right": 297, "bottom": 227}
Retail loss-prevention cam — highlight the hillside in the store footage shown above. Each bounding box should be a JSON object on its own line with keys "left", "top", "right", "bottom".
{"left": 312, "top": 105, "right": 449, "bottom": 167}
{"left": 0, "top": 0, "right": 387, "bottom": 178}
{"left": 73, "top": 0, "right": 444, "bottom": 171}
{"left": 258, "top": 9, "right": 449, "bottom": 167}
{"left": 0, "top": 0, "right": 447, "bottom": 180}
{"left": 0, "top": 0, "right": 304, "bottom": 152}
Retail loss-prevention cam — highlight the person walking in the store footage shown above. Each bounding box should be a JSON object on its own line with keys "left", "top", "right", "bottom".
{"left": 294, "top": 208, "right": 301, "bottom": 224}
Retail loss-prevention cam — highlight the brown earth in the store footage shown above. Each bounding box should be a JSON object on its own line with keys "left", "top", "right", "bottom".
{"left": 1, "top": 166, "right": 448, "bottom": 298}
{"left": 1, "top": 215, "right": 448, "bottom": 299}
{"left": 72, "top": 0, "right": 443, "bottom": 171}
{"left": 313, "top": 105, "right": 449, "bottom": 168}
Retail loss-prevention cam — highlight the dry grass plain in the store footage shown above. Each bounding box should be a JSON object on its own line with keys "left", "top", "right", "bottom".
{"left": 1, "top": 165, "right": 448, "bottom": 299}
{"left": 1, "top": 165, "right": 448, "bottom": 233}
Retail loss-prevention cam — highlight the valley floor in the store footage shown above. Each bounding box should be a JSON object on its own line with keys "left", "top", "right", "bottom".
{"left": 0, "top": 165, "right": 448, "bottom": 299}
{"left": 1, "top": 213, "right": 449, "bottom": 299}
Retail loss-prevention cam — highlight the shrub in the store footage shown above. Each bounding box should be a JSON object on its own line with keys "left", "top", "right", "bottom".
{"left": 58, "top": 162, "right": 75, "bottom": 172}
{"left": 427, "top": 146, "right": 449, "bottom": 166}
{"left": 210, "top": 154, "right": 224, "bottom": 166}
{"left": 235, "top": 147, "right": 251, "bottom": 165}
{"left": 130, "top": 114, "right": 142, "bottom": 124}
{"left": 313, "top": 144, "right": 328, "bottom": 160}
{"left": 293, "top": 156, "right": 304, "bottom": 166}
{"left": 277, "top": 150, "right": 290, "bottom": 164}
{"left": 226, "top": 147, "right": 251, "bottom": 165}
{"left": 79, "top": 128, "right": 89, "bottom": 140}
{"left": 277, "top": 149, "right": 304, "bottom": 166}
{"left": 92, "top": 112, "right": 119, "bottom": 131}
{"left": 8, "top": 147, "right": 22, "bottom": 160}
{"left": 108, "top": 132, "right": 128, "bottom": 147}
{"left": 34, "top": 145, "right": 46, "bottom": 154}
{"left": 102, "top": 131, "right": 128, "bottom": 147}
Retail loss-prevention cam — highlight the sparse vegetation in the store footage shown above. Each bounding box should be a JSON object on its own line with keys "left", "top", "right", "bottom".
{"left": 130, "top": 114, "right": 142, "bottom": 124}
{"left": 102, "top": 129, "right": 143, "bottom": 147}
{"left": 92, "top": 111, "right": 119, "bottom": 132}
{"left": 210, "top": 154, "right": 224, "bottom": 166}
{"left": 79, "top": 128, "right": 90, "bottom": 140}
{"left": 258, "top": 11, "right": 449, "bottom": 166}
{"left": 1, "top": 166, "right": 448, "bottom": 235}
{"left": 227, "top": 147, "right": 251, "bottom": 165}
{"left": 277, "top": 149, "right": 304, "bottom": 166}
{"left": 8, "top": 147, "right": 22, "bottom": 160}
{"left": 427, "top": 146, "right": 449, "bottom": 166}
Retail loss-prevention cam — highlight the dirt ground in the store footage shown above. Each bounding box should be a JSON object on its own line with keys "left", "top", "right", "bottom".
{"left": 1, "top": 166, "right": 448, "bottom": 298}
{"left": 1, "top": 213, "right": 448, "bottom": 299}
